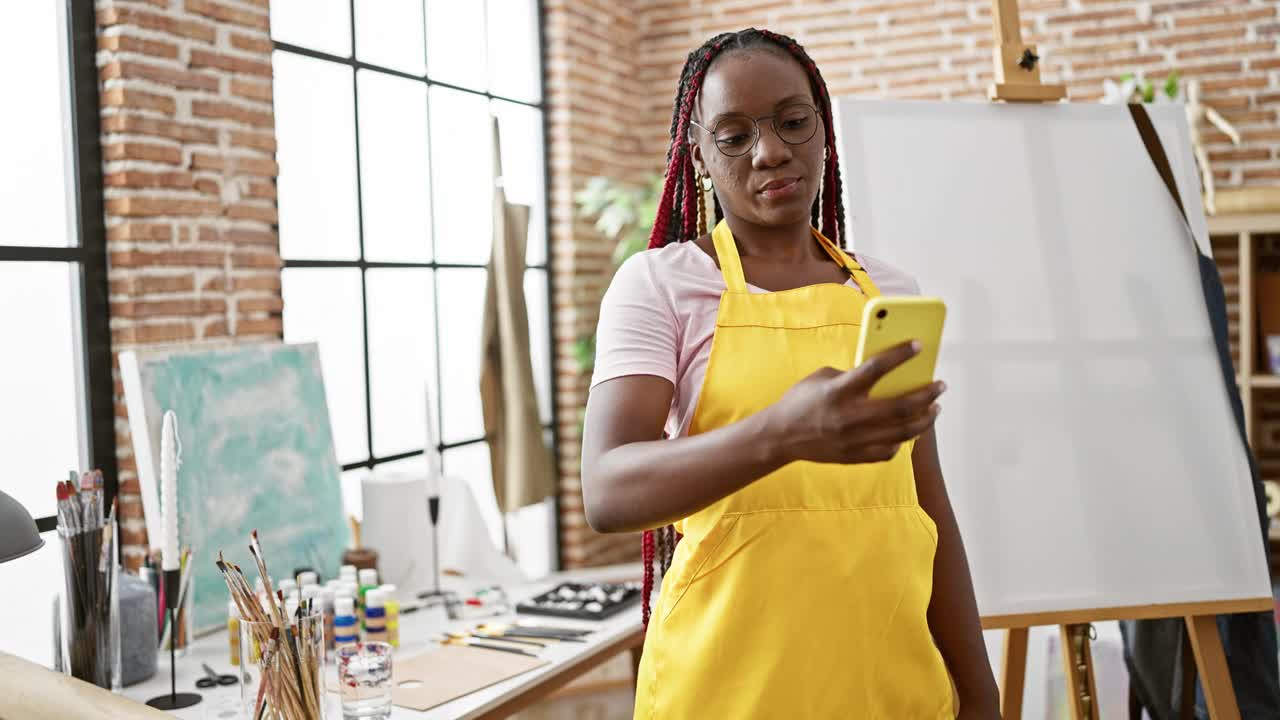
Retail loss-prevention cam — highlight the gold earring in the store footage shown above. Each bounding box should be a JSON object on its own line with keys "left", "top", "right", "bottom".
{"left": 696, "top": 171, "right": 710, "bottom": 237}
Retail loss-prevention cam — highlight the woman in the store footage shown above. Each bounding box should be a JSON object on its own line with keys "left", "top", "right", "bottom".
{"left": 581, "top": 29, "right": 998, "bottom": 718}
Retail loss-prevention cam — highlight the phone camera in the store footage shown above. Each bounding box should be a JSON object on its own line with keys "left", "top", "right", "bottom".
{"left": 876, "top": 309, "right": 888, "bottom": 319}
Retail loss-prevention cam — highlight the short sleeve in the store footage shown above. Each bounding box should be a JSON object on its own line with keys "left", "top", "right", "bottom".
{"left": 590, "top": 252, "right": 679, "bottom": 389}
{"left": 856, "top": 253, "right": 921, "bottom": 296}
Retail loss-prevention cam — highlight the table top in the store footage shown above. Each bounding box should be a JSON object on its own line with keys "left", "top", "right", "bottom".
{"left": 121, "top": 564, "right": 645, "bottom": 719}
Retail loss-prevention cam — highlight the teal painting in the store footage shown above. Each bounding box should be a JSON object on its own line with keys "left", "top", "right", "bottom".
{"left": 121, "top": 343, "right": 347, "bottom": 631}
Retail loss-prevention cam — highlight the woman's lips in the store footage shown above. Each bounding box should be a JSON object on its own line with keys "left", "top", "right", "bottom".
{"left": 759, "top": 177, "right": 801, "bottom": 200}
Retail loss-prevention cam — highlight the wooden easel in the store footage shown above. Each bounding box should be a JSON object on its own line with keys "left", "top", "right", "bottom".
{"left": 991, "top": 602, "right": 1270, "bottom": 720}
{"left": 986, "top": 2, "right": 1271, "bottom": 719}
{"left": 987, "top": 0, "right": 1064, "bottom": 103}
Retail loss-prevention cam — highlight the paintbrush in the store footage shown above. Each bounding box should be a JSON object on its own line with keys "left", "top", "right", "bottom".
{"left": 478, "top": 620, "right": 591, "bottom": 635}
{"left": 440, "top": 635, "right": 540, "bottom": 656}
{"left": 455, "top": 630, "right": 548, "bottom": 647}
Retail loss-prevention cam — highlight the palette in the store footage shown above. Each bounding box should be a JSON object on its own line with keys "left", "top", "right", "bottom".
{"left": 515, "top": 581, "right": 641, "bottom": 621}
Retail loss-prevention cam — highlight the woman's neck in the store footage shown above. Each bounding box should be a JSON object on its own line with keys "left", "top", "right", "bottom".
{"left": 721, "top": 215, "right": 823, "bottom": 264}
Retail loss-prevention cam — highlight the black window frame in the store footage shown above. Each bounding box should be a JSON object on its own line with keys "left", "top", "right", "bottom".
{"left": 0, "top": 0, "right": 117, "bottom": 533}
{"left": 273, "top": 0, "right": 560, "bottom": 563}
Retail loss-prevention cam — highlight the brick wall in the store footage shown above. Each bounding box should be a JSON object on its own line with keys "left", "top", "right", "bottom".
{"left": 96, "top": 0, "right": 281, "bottom": 569}
{"left": 88, "top": 0, "right": 1280, "bottom": 571}
{"left": 544, "top": 0, "right": 650, "bottom": 568}
{"left": 636, "top": 0, "right": 1280, "bottom": 187}
{"left": 544, "top": 0, "right": 1280, "bottom": 568}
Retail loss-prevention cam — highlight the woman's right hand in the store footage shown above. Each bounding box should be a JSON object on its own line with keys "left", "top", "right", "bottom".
{"left": 764, "top": 341, "right": 946, "bottom": 465}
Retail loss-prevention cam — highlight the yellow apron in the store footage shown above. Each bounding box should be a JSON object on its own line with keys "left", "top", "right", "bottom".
{"left": 634, "top": 220, "right": 956, "bottom": 719}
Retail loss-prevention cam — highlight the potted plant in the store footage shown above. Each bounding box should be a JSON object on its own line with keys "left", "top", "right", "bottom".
{"left": 572, "top": 174, "right": 663, "bottom": 374}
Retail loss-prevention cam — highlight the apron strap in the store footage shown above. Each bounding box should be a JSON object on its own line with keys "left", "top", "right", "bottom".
{"left": 711, "top": 219, "right": 883, "bottom": 297}
{"left": 812, "top": 229, "right": 883, "bottom": 298}
{"left": 711, "top": 220, "right": 749, "bottom": 293}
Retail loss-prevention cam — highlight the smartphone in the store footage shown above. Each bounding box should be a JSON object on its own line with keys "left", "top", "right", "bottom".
{"left": 852, "top": 296, "right": 946, "bottom": 399}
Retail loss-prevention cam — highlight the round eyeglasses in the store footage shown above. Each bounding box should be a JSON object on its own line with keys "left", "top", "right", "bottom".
{"left": 689, "top": 103, "right": 821, "bottom": 158}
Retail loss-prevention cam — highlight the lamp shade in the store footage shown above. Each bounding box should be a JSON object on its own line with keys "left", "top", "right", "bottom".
{"left": 0, "top": 490, "right": 44, "bottom": 563}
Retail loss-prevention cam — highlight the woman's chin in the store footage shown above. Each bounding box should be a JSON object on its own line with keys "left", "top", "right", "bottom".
{"left": 748, "top": 201, "right": 818, "bottom": 229}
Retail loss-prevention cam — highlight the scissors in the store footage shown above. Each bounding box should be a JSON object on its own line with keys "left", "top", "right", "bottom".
{"left": 196, "top": 663, "right": 239, "bottom": 689}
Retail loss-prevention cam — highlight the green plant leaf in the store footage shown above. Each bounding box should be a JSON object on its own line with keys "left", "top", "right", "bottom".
{"left": 596, "top": 204, "right": 633, "bottom": 240}
{"left": 572, "top": 335, "right": 596, "bottom": 373}
{"left": 612, "top": 232, "right": 648, "bottom": 266}
{"left": 1139, "top": 80, "right": 1155, "bottom": 103}
{"left": 1163, "top": 71, "right": 1180, "bottom": 99}
{"left": 575, "top": 177, "right": 613, "bottom": 217}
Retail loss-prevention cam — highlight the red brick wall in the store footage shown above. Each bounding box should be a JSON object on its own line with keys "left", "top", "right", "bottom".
{"left": 545, "top": 0, "right": 1280, "bottom": 568}
{"left": 637, "top": 0, "right": 1280, "bottom": 187}
{"left": 544, "top": 0, "right": 649, "bottom": 568}
{"left": 96, "top": 0, "right": 282, "bottom": 569}
{"left": 90, "top": 0, "right": 1280, "bottom": 570}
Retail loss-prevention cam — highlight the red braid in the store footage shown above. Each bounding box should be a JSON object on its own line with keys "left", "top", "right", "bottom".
{"left": 648, "top": 151, "right": 684, "bottom": 249}
{"left": 682, "top": 158, "right": 698, "bottom": 241}
{"left": 649, "top": 41, "right": 727, "bottom": 249}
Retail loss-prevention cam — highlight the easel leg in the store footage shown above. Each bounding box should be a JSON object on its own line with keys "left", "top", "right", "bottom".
{"left": 1060, "top": 624, "right": 1098, "bottom": 720}
{"left": 1000, "top": 627, "right": 1028, "bottom": 720}
{"left": 1184, "top": 615, "right": 1241, "bottom": 720}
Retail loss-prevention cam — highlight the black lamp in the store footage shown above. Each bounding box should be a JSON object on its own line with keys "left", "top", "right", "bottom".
{"left": 0, "top": 490, "right": 44, "bottom": 564}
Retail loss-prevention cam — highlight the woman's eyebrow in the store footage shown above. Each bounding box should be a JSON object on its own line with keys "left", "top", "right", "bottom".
{"left": 707, "top": 94, "right": 813, "bottom": 126}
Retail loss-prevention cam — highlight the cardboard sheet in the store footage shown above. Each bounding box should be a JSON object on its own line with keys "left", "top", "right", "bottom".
{"left": 389, "top": 645, "right": 549, "bottom": 712}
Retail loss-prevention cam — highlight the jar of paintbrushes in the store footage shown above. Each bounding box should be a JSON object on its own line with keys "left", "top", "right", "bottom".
{"left": 219, "top": 532, "right": 328, "bottom": 719}
{"left": 55, "top": 470, "right": 121, "bottom": 691}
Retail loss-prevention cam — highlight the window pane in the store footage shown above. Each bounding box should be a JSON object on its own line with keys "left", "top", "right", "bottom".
{"left": 486, "top": 0, "right": 540, "bottom": 102}
{"left": 0, "top": 262, "right": 80, "bottom": 520}
{"left": 1, "top": 1, "right": 72, "bottom": 247}
{"left": 430, "top": 87, "right": 492, "bottom": 265}
{"left": 282, "top": 268, "right": 368, "bottom": 464}
{"left": 354, "top": 0, "right": 425, "bottom": 75}
{"left": 270, "top": 0, "right": 351, "bottom": 57}
{"left": 367, "top": 269, "right": 437, "bottom": 457}
{"left": 525, "top": 269, "right": 552, "bottom": 424}
{"left": 441, "top": 443, "right": 502, "bottom": 551}
{"left": 274, "top": 52, "right": 360, "bottom": 261}
{"left": 357, "top": 72, "right": 432, "bottom": 263}
{"left": 425, "top": 0, "right": 486, "bottom": 91}
{"left": 492, "top": 101, "right": 547, "bottom": 267}
{"left": 0, "top": 536, "right": 63, "bottom": 666}
{"left": 436, "top": 269, "right": 486, "bottom": 443}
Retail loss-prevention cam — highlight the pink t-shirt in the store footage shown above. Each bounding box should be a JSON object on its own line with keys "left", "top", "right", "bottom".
{"left": 589, "top": 240, "right": 921, "bottom": 438}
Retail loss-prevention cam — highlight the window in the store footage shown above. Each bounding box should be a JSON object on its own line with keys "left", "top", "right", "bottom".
{"left": 271, "top": 0, "right": 555, "bottom": 565}
{"left": 0, "top": 0, "right": 114, "bottom": 665}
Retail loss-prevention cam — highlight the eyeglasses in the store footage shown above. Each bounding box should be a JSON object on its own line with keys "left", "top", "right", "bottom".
{"left": 689, "top": 103, "right": 821, "bottom": 158}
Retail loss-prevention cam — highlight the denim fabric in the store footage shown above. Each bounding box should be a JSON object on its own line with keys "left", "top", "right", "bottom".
{"left": 1122, "top": 252, "right": 1279, "bottom": 720}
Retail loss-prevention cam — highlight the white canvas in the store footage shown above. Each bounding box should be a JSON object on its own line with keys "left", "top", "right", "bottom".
{"left": 835, "top": 99, "right": 1270, "bottom": 617}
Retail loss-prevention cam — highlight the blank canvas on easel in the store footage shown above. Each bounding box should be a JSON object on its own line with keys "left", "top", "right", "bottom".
{"left": 835, "top": 100, "right": 1270, "bottom": 619}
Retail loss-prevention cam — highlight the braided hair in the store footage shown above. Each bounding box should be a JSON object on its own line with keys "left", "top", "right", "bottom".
{"left": 641, "top": 29, "right": 848, "bottom": 628}
{"left": 646, "top": 28, "right": 848, "bottom": 252}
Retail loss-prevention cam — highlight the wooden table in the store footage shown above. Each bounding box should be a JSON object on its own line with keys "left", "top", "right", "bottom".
{"left": 121, "top": 563, "right": 646, "bottom": 718}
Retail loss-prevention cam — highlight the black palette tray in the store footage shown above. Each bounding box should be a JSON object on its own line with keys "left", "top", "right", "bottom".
{"left": 516, "top": 581, "right": 642, "bottom": 621}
